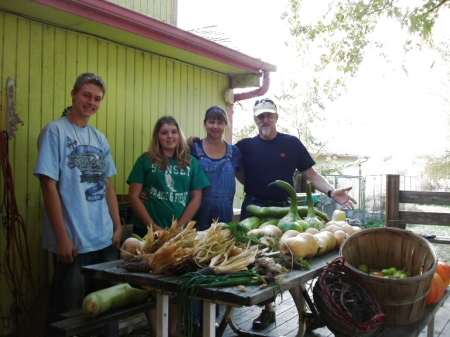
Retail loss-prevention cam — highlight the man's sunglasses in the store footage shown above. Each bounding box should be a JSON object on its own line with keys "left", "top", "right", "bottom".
{"left": 254, "top": 98, "right": 275, "bottom": 106}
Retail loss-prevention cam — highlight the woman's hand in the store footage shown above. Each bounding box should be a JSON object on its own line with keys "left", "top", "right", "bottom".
{"left": 139, "top": 190, "right": 149, "bottom": 203}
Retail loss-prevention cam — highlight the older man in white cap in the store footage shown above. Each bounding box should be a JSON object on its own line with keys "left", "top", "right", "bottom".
{"left": 235, "top": 98, "right": 356, "bottom": 330}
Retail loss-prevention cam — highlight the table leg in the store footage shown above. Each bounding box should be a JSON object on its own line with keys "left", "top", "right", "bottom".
{"left": 427, "top": 315, "right": 435, "bottom": 337}
{"left": 203, "top": 301, "right": 216, "bottom": 337}
{"left": 156, "top": 293, "right": 169, "bottom": 337}
{"left": 216, "top": 305, "right": 234, "bottom": 337}
{"left": 295, "top": 285, "right": 306, "bottom": 337}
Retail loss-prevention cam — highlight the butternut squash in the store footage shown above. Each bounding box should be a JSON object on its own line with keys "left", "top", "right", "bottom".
{"left": 314, "top": 231, "right": 337, "bottom": 256}
{"left": 280, "top": 232, "right": 319, "bottom": 259}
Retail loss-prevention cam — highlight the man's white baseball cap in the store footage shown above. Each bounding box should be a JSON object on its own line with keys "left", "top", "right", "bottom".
{"left": 253, "top": 98, "right": 278, "bottom": 117}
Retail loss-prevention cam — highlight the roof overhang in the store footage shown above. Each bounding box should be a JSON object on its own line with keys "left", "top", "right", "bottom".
{"left": 0, "top": 0, "right": 276, "bottom": 78}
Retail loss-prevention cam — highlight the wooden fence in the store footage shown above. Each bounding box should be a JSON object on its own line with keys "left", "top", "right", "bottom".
{"left": 385, "top": 174, "right": 450, "bottom": 244}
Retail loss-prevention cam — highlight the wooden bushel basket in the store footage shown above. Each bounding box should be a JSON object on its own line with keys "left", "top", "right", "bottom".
{"left": 339, "top": 227, "right": 437, "bottom": 326}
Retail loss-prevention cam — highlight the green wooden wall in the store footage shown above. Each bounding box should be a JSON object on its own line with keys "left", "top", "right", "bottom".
{"left": 107, "top": 0, "right": 174, "bottom": 23}
{"left": 0, "top": 10, "right": 228, "bottom": 334}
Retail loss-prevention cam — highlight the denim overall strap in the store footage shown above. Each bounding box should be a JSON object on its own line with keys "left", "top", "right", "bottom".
{"left": 193, "top": 141, "right": 205, "bottom": 160}
{"left": 225, "top": 142, "right": 232, "bottom": 161}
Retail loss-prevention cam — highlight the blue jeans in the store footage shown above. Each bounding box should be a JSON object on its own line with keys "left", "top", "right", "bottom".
{"left": 43, "top": 245, "right": 120, "bottom": 337}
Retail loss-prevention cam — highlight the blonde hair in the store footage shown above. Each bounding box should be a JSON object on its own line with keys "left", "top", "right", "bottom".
{"left": 148, "top": 116, "right": 191, "bottom": 170}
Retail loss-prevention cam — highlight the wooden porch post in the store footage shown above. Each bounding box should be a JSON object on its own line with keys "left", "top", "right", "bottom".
{"left": 386, "top": 174, "right": 404, "bottom": 229}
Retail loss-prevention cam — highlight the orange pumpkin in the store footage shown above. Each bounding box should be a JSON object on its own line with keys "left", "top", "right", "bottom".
{"left": 425, "top": 273, "right": 445, "bottom": 306}
{"left": 435, "top": 259, "right": 450, "bottom": 288}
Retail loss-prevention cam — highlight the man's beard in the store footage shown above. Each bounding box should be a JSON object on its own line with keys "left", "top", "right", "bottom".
{"left": 261, "top": 129, "right": 271, "bottom": 137}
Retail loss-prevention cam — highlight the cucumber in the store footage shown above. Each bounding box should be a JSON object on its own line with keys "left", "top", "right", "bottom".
{"left": 82, "top": 283, "right": 149, "bottom": 318}
{"left": 246, "top": 204, "right": 329, "bottom": 222}
{"left": 239, "top": 216, "right": 265, "bottom": 230}
{"left": 259, "top": 219, "right": 280, "bottom": 227}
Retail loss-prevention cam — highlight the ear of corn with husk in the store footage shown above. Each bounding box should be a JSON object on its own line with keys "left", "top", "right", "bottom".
{"left": 144, "top": 220, "right": 198, "bottom": 274}
{"left": 210, "top": 244, "right": 259, "bottom": 274}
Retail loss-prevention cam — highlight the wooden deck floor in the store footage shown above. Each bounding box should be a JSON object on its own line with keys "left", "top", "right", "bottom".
{"left": 119, "top": 286, "right": 450, "bottom": 337}
{"left": 217, "top": 287, "right": 450, "bottom": 337}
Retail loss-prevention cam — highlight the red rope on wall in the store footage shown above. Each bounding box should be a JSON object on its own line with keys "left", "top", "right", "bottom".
{"left": 0, "top": 131, "right": 36, "bottom": 336}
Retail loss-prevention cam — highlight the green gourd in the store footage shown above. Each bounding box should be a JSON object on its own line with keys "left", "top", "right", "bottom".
{"left": 304, "top": 180, "right": 324, "bottom": 230}
{"left": 268, "top": 180, "right": 309, "bottom": 229}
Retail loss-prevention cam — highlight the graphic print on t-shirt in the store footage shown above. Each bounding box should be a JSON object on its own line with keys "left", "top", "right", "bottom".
{"left": 66, "top": 136, "right": 106, "bottom": 202}
{"left": 165, "top": 170, "right": 177, "bottom": 192}
{"left": 148, "top": 163, "right": 190, "bottom": 207}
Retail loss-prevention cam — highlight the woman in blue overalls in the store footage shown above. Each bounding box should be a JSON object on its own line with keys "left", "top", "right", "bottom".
{"left": 190, "top": 106, "right": 242, "bottom": 230}
{"left": 190, "top": 105, "right": 242, "bottom": 335}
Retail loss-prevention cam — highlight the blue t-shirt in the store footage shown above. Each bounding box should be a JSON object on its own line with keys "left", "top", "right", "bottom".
{"left": 235, "top": 132, "right": 315, "bottom": 202}
{"left": 33, "top": 117, "right": 117, "bottom": 254}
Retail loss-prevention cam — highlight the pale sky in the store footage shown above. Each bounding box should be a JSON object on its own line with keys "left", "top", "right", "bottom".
{"left": 177, "top": 0, "right": 449, "bottom": 174}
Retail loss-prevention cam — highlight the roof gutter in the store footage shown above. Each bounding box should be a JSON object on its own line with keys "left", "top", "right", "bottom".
{"left": 30, "top": 0, "right": 277, "bottom": 75}
{"left": 225, "top": 72, "right": 271, "bottom": 143}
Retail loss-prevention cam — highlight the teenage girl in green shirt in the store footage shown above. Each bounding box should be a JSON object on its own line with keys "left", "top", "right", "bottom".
{"left": 126, "top": 115, "right": 209, "bottom": 337}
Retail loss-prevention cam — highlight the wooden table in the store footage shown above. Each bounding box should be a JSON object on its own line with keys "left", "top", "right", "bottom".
{"left": 81, "top": 250, "right": 339, "bottom": 337}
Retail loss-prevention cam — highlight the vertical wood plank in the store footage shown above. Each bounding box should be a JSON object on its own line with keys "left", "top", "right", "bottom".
{"left": 140, "top": 52, "right": 152, "bottom": 166}
{"left": 65, "top": 31, "right": 78, "bottom": 108}
{"left": 159, "top": 58, "right": 167, "bottom": 116}
{"left": 114, "top": 44, "right": 127, "bottom": 192}
{"left": 106, "top": 42, "right": 119, "bottom": 191}
{"left": 386, "top": 174, "right": 403, "bottom": 228}
{"left": 96, "top": 38, "right": 108, "bottom": 135}
{"left": 133, "top": 49, "right": 144, "bottom": 181}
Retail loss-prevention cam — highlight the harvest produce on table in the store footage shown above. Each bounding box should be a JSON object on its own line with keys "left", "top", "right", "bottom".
{"left": 118, "top": 180, "right": 363, "bottom": 277}
{"left": 87, "top": 180, "right": 366, "bottom": 336}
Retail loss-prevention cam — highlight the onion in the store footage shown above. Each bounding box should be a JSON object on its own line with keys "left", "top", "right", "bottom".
{"left": 305, "top": 227, "right": 320, "bottom": 235}
{"left": 120, "top": 237, "right": 141, "bottom": 261}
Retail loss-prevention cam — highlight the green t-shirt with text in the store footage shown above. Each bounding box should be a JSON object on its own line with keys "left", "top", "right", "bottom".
{"left": 127, "top": 153, "right": 209, "bottom": 229}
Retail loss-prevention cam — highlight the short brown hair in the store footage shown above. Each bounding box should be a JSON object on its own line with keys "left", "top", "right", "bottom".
{"left": 73, "top": 73, "right": 106, "bottom": 97}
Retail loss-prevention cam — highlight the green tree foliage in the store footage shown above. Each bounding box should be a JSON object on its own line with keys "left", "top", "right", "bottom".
{"left": 417, "top": 151, "right": 450, "bottom": 189}
{"left": 282, "top": 0, "right": 450, "bottom": 81}
{"left": 281, "top": 0, "right": 450, "bottom": 183}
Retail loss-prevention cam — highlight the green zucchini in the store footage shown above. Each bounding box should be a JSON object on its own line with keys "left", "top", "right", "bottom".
{"left": 246, "top": 205, "right": 329, "bottom": 222}
{"left": 239, "top": 216, "right": 265, "bottom": 230}
{"left": 82, "top": 283, "right": 150, "bottom": 318}
{"left": 259, "top": 219, "right": 280, "bottom": 227}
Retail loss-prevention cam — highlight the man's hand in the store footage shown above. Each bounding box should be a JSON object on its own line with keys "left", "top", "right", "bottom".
{"left": 332, "top": 187, "right": 357, "bottom": 209}
{"left": 55, "top": 236, "right": 77, "bottom": 264}
{"left": 112, "top": 227, "right": 122, "bottom": 248}
{"left": 187, "top": 136, "right": 200, "bottom": 147}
